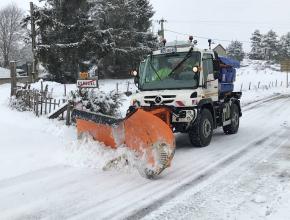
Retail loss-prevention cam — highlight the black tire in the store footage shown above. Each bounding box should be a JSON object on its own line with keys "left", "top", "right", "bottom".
{"left": 223, "top": 103, "right": 240, "bottom": 135}
{"left": 189, "top": 109, "right": 213, "bottom": 147}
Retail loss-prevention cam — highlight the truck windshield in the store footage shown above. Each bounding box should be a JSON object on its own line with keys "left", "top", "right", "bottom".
{"left": 139, "top": 52, "right": 201, "bottom": 90}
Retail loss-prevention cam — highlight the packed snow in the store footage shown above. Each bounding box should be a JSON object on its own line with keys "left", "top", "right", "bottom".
{"left": 0, "top": 61, "right": 290, "bottom": 219}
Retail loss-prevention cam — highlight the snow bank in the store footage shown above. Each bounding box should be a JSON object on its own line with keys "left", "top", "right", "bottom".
{"left": 64, "top": 135, "right": 138, "bottom": 174}
{"left": 235, "top": 59, "right": 290, "bottom": 106}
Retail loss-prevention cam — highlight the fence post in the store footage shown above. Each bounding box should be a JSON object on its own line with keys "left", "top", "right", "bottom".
{"left": 64, "top": 84, "right": 67, "bottom": 97}
{"left": 287, "top": 71, "right": 289, "bottom": 88}
{"left": 127, "top": 81, "right": 130, "bottom": 93}
{"left": 240, "top": 83, "right": 243, "bottom": 92}
{"left": 66, "top": 102, "right": 72, "bottom": 126}
{"left": 35, "top": 93, "right": 39, "bottom": 117}
{"left": 44, "top": 96, "right": 47, "bottom": 115}
{"left": 10, "top": 61, "right": 17, "bottom": 97}
{"left": 49, "top": 98, "right": 52, "bottom": 113}
{"left": 44, "top": 85, "right": 48, "bottom": 96}
{"left": 258, "top": 82, "right": 261, "bottom": 89}
{"left": 116, "top": 83, "right": 119, "bottom": 93}
{"left": 40, "top": 80, "right": 43, "bottom": 94}
{"left": 248, "top": 82, "right": 251, "bottom": 90}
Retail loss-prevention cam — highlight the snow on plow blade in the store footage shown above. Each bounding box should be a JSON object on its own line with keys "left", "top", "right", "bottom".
{"left": 72, "top": 108, "right": 175, "bottom": 178}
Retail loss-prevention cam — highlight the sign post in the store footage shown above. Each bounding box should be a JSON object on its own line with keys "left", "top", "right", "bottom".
{"left": 77, "top": 72, "right": 98, "bottom": 89}
{"left": 281, "top": 60, "right": 290, "bottom": 88}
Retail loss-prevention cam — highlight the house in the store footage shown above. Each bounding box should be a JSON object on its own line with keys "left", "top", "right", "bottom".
{"left": 213, "top": 44, "right": 227, "bottom": 56}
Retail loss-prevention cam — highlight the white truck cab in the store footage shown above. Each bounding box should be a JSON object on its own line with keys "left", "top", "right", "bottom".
{"left": 133, "top": 46, "right": 219, "bottom": 107}
{"left": 130, "top": 44, "right": 242, "bottom": 147}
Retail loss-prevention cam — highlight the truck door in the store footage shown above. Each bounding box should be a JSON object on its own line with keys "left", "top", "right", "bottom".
{"left": 202, "top": 53, "right": 219, "bottom": 101}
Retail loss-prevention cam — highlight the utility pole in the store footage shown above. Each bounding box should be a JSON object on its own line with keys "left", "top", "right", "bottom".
{"left": 10, "top": 61, "right": 17, "bottom": 97}
{"left": 30, "top": 2, "right": 37, "bottom": 81}
{"left": 158, "top": 18, "right": 167, "bottom": 40}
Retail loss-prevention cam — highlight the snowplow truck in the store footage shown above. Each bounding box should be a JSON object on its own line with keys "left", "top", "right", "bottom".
{"left": 73, "top": 44, "right": 242, "bottom": 179}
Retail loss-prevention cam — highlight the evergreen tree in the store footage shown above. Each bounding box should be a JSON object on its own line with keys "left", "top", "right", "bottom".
{"left": 279, "top": 33, "right": 290, "bottom": 60}
{"left": 249, "top": 30, "right": 263, "bottom": 60}
{"left": 226, "top": 41, "right": 245, "bottom": 62}
{"left": 30, "top": 0, "right": 113, "bottom": 82}
{"left": 260, "top": 30, "right": 279, "bottom": 61}
{"left": 90, "top": 0, "right": 157, "bottom": 78}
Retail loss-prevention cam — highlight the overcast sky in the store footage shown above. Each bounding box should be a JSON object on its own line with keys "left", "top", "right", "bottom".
{"left": 150, "top": 0, "right": 290, "bottom": 51}
{"left": 1, "top": 0, "right": 290, "bottom": 51}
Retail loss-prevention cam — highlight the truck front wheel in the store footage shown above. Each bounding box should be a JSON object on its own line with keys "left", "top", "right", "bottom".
{"left": 223, "top": 103, "right": 240, "bottom": 135}
{"left": 188, "top": 109, "right": 213, "bottom": 147}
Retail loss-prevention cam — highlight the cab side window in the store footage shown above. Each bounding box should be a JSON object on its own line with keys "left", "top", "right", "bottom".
{"left": 202, "top": 54, "right": 214, "bottom": 81}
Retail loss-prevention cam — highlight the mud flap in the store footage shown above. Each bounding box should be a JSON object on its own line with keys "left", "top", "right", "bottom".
{"left": 73, "top": 108, "right": 176, "bottom": 178}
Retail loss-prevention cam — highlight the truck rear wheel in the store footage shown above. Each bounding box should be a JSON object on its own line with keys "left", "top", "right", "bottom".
{"left": 188, "top": 109, "right": 213, "bottom": 147}
{"left": 223, "top": 103, "right": 239, "bottom": 135}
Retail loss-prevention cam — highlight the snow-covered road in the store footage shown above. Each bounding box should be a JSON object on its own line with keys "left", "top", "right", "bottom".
{"left": 0, "top": 88, "right": 289, "bottom": 219}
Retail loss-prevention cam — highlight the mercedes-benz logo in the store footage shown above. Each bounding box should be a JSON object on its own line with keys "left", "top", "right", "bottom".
{"left": 155, "top": 96, "right": 162, "bottom": 104}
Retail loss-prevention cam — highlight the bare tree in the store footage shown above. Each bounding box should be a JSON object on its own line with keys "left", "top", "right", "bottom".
{"left": 0, "top": 4, "right": 23, "bottom": 67}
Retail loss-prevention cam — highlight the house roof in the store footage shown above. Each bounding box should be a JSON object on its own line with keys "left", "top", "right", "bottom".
{"left": 213, "top": 44, "right": 226, "bottom": 51}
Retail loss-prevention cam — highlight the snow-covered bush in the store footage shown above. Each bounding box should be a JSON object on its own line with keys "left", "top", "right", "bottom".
{"left": 70, "top": 89, "right": 123, "bottom": 118}
{"left": 9, "top": 95, "right": 31, "bottom": 112}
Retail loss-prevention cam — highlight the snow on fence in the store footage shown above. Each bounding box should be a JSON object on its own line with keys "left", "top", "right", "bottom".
{"left": 238, "top": 79, "right": 287, "bottom": 92}
{"left": 14, "top": 81, "right": 72, "bottom": 125}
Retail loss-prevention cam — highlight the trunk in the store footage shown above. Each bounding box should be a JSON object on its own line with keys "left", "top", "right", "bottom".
{"left": 3, "top": 54, "right": 9, "bottom": 68}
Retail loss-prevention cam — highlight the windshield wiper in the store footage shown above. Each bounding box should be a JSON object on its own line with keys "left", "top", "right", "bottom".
{"left": 167, "top": 47, "right": 193, "bottom": 77}
{"left": 149, "top": 54, "right": 161, "bottom": 81}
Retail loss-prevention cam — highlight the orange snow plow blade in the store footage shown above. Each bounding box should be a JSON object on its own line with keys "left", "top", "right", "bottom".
{"left": 73, "top": 108, "right": 175, "bottom": 178}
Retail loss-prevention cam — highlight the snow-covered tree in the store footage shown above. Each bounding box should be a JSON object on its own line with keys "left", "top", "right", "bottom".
{"left": 226, "top": 41, "right": 245, "bottom": 62}
{"left": 0, "top": 4, "right": 24, "bottom": 67}
{"left": 260, "top": 30, "right": 279, "bottom": 61}
{"left": 278, "top": 33, "right": 290, "bottom": 60}
{"left": 27, "top": 0, "right": 113, "bottom": 82}
{"left": 249, "top": 30, "right": 264, "bottom": 60}
{"left": 90, "top": 0, "right": 157, "bottom": 78}
{"left": 70, "top": 89, "right": 123, "bottom": 117}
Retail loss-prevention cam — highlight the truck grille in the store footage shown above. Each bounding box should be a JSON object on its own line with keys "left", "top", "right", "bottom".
{"left": 144, "top": 95, "right": 176, "bottom": 105}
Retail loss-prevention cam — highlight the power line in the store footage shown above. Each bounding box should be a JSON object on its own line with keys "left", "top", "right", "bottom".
{"left": 167, "top": 19, "right": 290, "bottom": 26}
{"left": 164, "top": 29, "right": 251, "bottom": 44}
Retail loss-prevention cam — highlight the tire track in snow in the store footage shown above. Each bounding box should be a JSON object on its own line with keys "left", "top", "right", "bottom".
{"left": 142, "top": 134, "right": 290, "bottom": 220}
{"left": 126, "top": 131, "right": 288, "bottom": 220}
{"left": 124, "top": 96, "right": 290, "bottom": 220}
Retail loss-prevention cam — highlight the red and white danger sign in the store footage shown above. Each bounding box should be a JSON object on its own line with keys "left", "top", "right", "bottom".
{"left": 77, "top": 79, "right": 98, "bottom": 88}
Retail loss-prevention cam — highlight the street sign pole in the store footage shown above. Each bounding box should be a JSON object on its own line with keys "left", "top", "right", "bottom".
{"left": 281, "top": 60, "right": 290, "bottom": 88}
